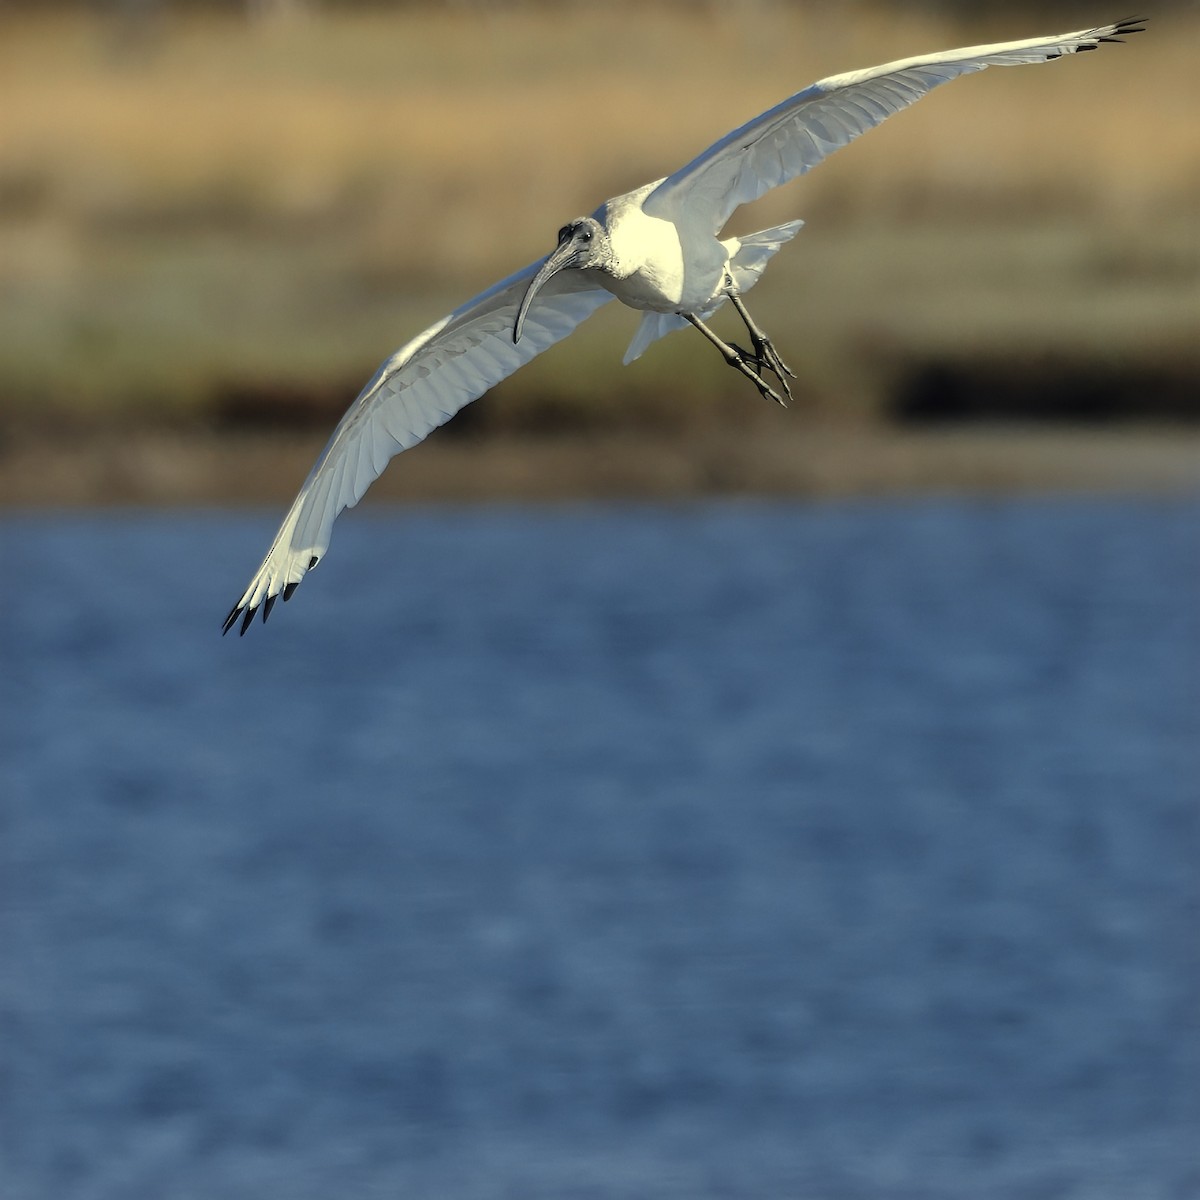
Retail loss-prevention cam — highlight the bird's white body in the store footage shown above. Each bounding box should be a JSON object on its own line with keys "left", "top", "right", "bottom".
{"left": 223, "top": 19, "right": 1144, "bottom": 634}
{"left": 585, "top": 182, "right": 805, "bottom": 364}
{"left": 597, "top": 185, "right": 713, "bottom": 313}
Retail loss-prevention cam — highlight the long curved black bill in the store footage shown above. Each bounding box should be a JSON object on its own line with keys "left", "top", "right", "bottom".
{"left": 513, "top": 241, "right": 579, "bottom": 344}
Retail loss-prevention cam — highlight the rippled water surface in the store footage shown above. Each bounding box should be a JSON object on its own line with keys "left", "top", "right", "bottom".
{"left": 3, "top": 498, "right": 1197, "bottom": 1199}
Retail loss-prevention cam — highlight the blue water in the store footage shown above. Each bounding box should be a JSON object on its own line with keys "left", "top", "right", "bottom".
{"left": 2, "top": 498, "right": 1197, "bottom": 1199}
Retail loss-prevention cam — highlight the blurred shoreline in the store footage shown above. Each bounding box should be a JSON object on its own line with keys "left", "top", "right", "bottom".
{"left": 2, "top": 5, "right": 1196, "bottom": 505}
{"left": 3, "top": 425, "right": 1196, "bottom": 509}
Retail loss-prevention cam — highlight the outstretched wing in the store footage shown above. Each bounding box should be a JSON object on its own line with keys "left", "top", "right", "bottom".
{"left": 223, "top": 264, "right": 613, "bottom": 634}
{"left": 643, "top": 18, "right": 1144, "bottom": 231}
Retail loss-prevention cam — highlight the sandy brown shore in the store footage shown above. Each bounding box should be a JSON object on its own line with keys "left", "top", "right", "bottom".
{"left": 3, "top": 425, "right": 1195, "bottom": 510}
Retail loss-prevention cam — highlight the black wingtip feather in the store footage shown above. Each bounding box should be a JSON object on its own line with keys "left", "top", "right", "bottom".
{"left": 1089, "top": 18, "right": 1146, "bottom": 48}
{"left": 221, "top": 592, "right": 281, "bottom": 636}
{"left": 221, "top": 605, "right": 241, "bottom": 636}
{"left": 283, "top": 581, "right": 299, "bottom": 602}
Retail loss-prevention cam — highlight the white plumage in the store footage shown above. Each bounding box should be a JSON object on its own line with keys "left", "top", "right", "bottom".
{"left": 225, "top": 18, "right": 1143, "bottom": 634}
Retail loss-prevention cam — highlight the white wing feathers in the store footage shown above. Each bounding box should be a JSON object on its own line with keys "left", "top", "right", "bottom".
{"left": 225, "top": 17, "right": 1142, "bottom": 633}
{"left": 643, "top": 18, "right": 1145, "bottom": 230}
{"left": 223, "top": 265, "right": 611, "bottom": 634}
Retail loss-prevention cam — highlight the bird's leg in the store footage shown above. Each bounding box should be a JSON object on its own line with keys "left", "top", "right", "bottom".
{"left": 724, "top": 281, "right": 795, "bottom": 402}
{"left": 684, "top": 313, "right": 787, "bottom": 407}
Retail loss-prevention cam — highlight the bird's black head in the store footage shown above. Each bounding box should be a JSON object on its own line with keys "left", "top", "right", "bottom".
{"left": 556, "top": 219, "right": 594, "bottom": 248}
{"left": 513, "top": 217, "right": 608, "bottom": 343}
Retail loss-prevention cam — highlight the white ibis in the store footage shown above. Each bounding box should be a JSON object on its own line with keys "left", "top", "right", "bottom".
{"left": 224, "top": 17, "right": 1144, "bottom": 634}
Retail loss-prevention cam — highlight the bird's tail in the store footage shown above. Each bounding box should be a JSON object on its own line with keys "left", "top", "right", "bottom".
{"left": 725, "top": 219, "right": 805, "bottom": 293}
{"left": 622, "top": 219, "right": 804, "bottom": 364}
{"left": 622, "top": 311, "right": 690, "bottom": 365}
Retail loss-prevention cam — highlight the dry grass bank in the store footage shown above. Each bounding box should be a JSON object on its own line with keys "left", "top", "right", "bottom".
{"left": 6, "top": 6, "right": 1197, "bottom": 230}
{"left": 0, "top": 3, "right": 1197, "bottom": 501}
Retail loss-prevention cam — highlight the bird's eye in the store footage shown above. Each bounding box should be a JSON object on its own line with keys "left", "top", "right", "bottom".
{"left": 579, "top": 229, "right": 593, "bottom": 242}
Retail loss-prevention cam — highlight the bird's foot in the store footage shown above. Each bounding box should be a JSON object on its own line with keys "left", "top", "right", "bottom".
{"left": 724, "top": 291, "right": 796, "bottom": 402}
{"left": 729, "top": 344, "right": 788, "bottom": 407}
{"left": 684, "top": 312, "right": 788, "bottom": 407}
{"left": 750, "top": 334, "right": 796, "bottom": 399}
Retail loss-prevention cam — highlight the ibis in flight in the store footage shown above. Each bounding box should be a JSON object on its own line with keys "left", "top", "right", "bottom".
{"left": 224, "top": 18, "right": 1144, "bottom": 634}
